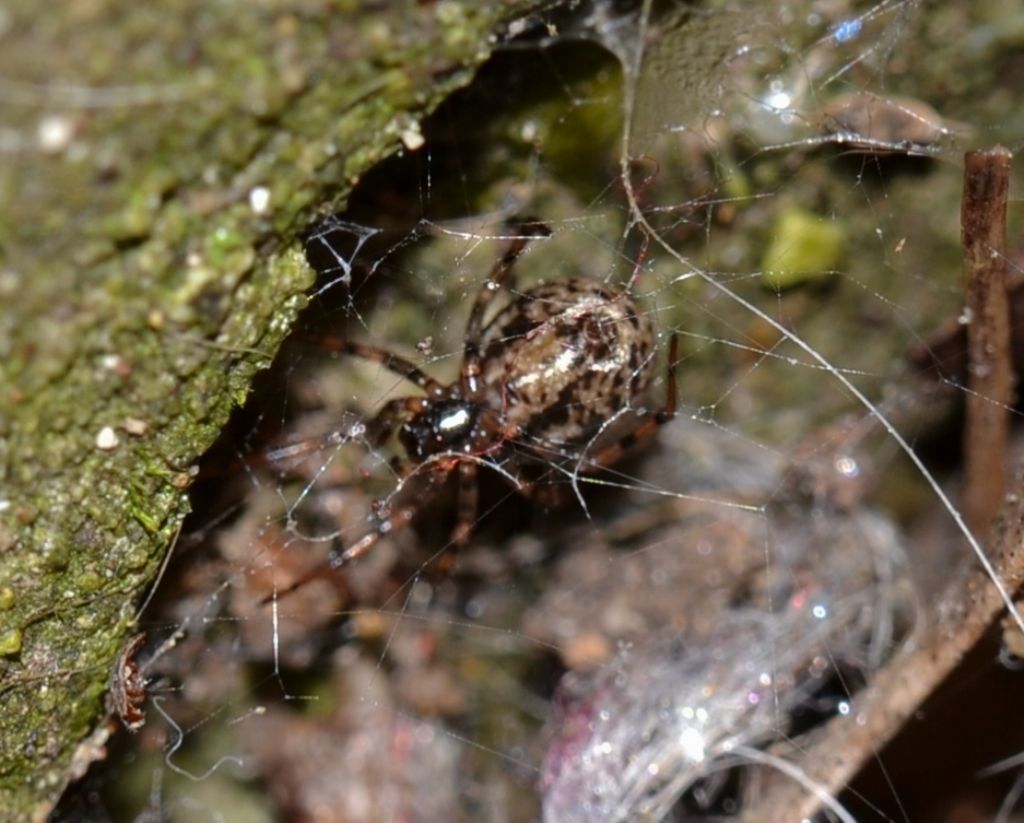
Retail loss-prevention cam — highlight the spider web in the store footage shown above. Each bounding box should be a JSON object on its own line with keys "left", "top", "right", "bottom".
{"left": 60, "top": 1, "right": 1024, "bottom": 821}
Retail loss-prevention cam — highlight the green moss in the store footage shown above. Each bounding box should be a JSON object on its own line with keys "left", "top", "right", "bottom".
{"left": 76, "top": 571, "right": 104, "bottom": 595}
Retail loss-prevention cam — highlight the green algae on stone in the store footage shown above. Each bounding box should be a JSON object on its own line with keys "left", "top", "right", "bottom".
{"left": 761, "top": 206, "right": 846, "bottom": 290}
{"left": 0, "top": 627, "right": 24, "bottom": 656}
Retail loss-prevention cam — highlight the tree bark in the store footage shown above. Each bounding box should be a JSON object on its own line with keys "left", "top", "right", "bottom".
{"left": 0, "top": 2, "right": 540, "bottom": 818}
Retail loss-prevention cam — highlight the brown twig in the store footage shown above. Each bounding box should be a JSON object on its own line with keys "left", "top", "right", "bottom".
{"left": 962, "top": 146, "right": 1014, "bottom": 533}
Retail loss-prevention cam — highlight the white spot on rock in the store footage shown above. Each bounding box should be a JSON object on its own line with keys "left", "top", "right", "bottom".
{"left": 248, "top": 186, "right": 271, "bottom": 215}
{"left": 96, "top": 426, "right": 120, "bottom": 450}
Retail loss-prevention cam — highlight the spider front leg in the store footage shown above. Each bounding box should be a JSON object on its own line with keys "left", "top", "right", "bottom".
{"left": 317, "top": 337, "right": 445, "bottom": 397}
{"left": 261, "top": 465, "right": 445, "bottom": 604}
{"left": 331, "top": 496, "right": 418, "bottom": 566}
{"left": 326, "top": 455, "right": 465, "bottom": 572}
{"left": 346, "top": 456, "right": 479, "bottom": 578}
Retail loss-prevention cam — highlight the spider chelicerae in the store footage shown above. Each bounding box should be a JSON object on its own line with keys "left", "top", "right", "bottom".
{"left": 276, "top": 221, "right": 678, "bottom": 597}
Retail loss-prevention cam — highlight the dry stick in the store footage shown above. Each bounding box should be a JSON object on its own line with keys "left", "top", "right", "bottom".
{"left": 962, "top": 146, "right": 1015, "bottom": 533}
{"left": 743, "top": 148, "right": 1021, "bottom": 820}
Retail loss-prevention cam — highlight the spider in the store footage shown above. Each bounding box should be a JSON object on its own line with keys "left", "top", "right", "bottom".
{"left": 273, "top": 222, "right": 678, "bottom": 598}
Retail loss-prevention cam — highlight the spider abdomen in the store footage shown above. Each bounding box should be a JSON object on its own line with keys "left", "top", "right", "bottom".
{"left": 478, "top": 278, "right": 656, "bottom": 447}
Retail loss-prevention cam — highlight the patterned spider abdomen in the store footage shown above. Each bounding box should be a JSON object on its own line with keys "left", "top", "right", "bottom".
{"left": 478, "top": 278, "right": 656, "bottom": 448}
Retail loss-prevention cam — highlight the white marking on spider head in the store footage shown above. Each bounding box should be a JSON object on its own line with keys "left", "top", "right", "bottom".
{"left": 438, "top": 407, "right": 470, "bottom": 432}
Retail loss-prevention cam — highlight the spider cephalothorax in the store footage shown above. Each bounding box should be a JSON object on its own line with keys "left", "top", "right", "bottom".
{"left": 396, "top": 397, "right": 493, "bottom": 462}
{"left": 277, "top": 222, "right": 677, "bottom": 595}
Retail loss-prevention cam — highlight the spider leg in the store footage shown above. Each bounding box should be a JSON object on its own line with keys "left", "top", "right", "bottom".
{"left": 261, "top": 466, "right": 450, "bottom": 605}
{"left": 451, "top": 460, "right": 479, "bottom": 545}
{"left": 343, "top": 459, "right": 453, "bottom": 565}
{"left": 623, "top": 224, "right": 651, "bottom": 292}
{"left": 331, "top": 502, "right": 417, "bottom": 566}
{"left": 433, "top": 460, "right": 479, "bottom": 574}
{"left": 260, "top": 503, "right": 420, "bottom": 604}
{"left": 318, "top": 336, "right": 445, "bottom": 397}
{"left": 462, "top": 221, "right": 551, "bottom": 394}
